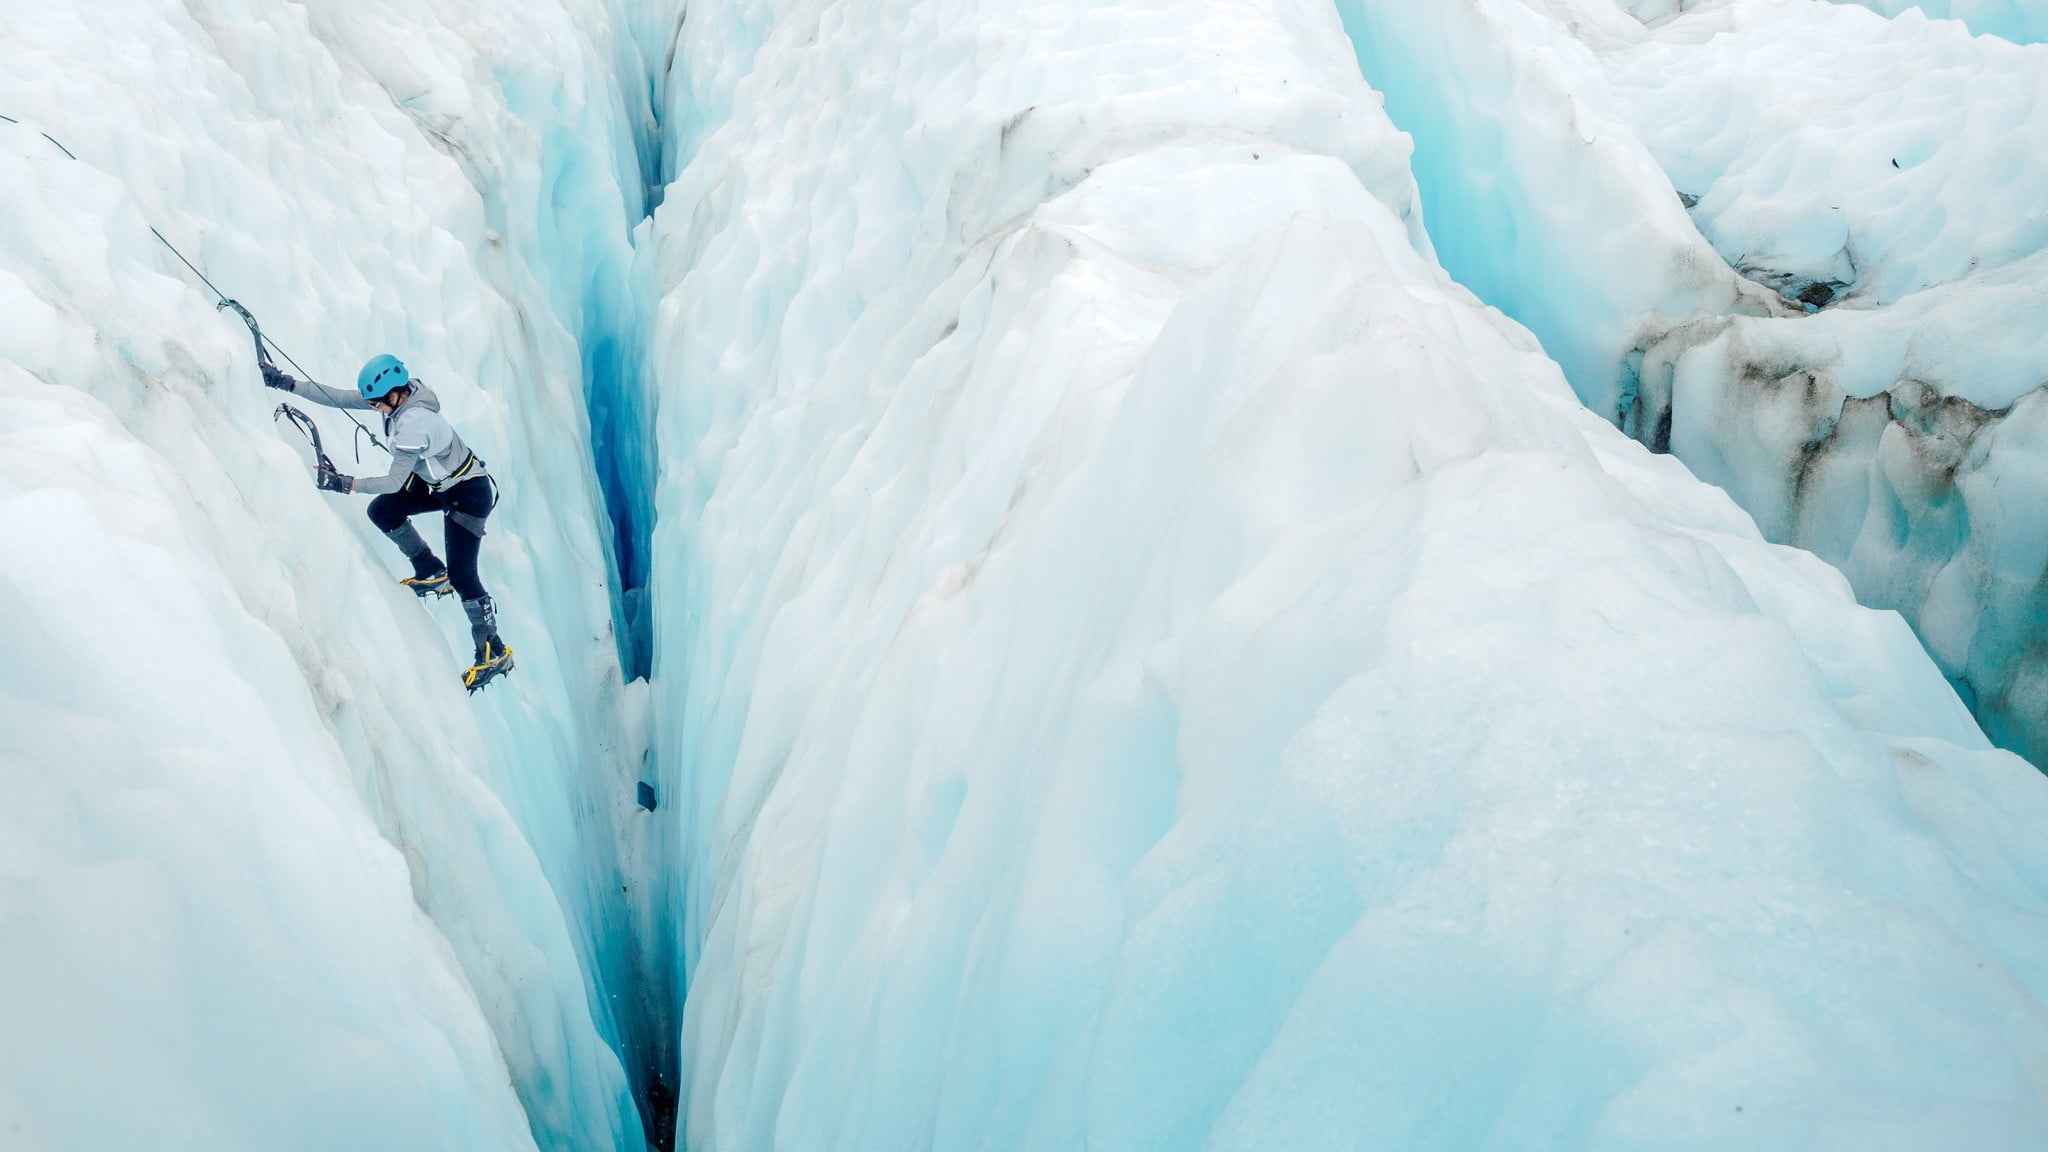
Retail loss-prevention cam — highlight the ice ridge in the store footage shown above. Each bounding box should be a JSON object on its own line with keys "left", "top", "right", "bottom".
{"left": 645, "top": 0, "right": 2048, "bottom": 1147}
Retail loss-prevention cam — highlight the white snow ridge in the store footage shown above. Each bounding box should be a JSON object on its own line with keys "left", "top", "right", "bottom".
{"left": 3, "top": 1, "right": 2046, "bottom": 1151}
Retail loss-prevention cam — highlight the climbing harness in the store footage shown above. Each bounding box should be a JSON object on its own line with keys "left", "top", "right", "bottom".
{"left": 440, "top": 472, "right": 498, "bottom": 540}
{"left": 5, "top": 111, "right": 385, "bottom": 462}
{"left": 432, "top": 449, "right": 482, "bottom": 492}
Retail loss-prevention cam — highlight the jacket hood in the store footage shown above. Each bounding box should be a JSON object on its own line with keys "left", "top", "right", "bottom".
{"left": 394, "top": 383, "right": 441, "bottom": 414}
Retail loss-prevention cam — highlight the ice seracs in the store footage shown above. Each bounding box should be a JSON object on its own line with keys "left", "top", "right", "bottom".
{"left": 1337, "top": 0, "right": 2048, "bottom": 768}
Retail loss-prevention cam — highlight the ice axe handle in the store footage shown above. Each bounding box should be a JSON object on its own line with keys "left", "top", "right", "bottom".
{"left": 218, "top": 298, "right": 271, "bottom": 366}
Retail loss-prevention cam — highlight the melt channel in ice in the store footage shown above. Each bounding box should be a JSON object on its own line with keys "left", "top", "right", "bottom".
{"left": 647, "top": 0, "right": 2048, "bottom": 1147}
{"left": 0, "top": 1, "right": 671, "bottom": 1148}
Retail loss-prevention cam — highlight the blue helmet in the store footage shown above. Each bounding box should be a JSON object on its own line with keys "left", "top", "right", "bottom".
{"left": 357, "top": 353, "right": 410, "bottom": 400}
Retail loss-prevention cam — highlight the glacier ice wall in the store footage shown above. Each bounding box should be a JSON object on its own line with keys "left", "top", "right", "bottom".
{"left": 1334, "top": 0, "right": 2048, "bottom": 768}
{"left": 646, "top": 0, "right": 2048, "bottom": 1146}
{"left": 1332, "top": 0, "right": 1784, "bottom": 417}
{"left": 1, "top": 1, "right": 667, "bottom": 1148}
{"left": 1838, "top": 0, "right": 2048, "bottom": 43}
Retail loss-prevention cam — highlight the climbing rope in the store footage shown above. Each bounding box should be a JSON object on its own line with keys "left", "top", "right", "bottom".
{"left": 0, "top": 113, "right": 76, "bottom": 159}
{"left": 4, "top": 111, "right": 387, "bottom": 460}
{"left": 214, "top": 294, "right": 385, "bottom": 459}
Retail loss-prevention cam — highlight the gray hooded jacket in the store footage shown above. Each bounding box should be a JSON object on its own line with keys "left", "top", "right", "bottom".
{"left": 287, "top": 376, "right": 489, "bottom": 496}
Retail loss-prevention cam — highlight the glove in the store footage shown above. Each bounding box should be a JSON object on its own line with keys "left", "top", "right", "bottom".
{"left": 261, "top": 362, "right": 293, "bottom": 391}
{"left": 314, "top": 467, "right": 353, "bottom": 494}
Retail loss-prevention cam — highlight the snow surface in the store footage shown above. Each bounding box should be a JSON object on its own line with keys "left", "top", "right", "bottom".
{"left": 647, "top": 0, "right": 2048, "bottom": 1147}
{"left": 1335, "top": 0, "right": 2048, "bottom": 766}
{"left": 0, "top": 2, "right": 663, "bottom": 1148}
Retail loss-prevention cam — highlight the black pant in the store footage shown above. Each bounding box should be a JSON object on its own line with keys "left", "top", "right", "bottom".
{"left": 367, "top": 475, "right": 497, "bottom": 601}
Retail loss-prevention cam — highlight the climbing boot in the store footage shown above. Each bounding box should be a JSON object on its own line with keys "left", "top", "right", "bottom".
{"left": 461, "top": 596, "right": 514, "bottom": 692}
{"left": 389, "top": 524, "right": 452, "bottom": 597}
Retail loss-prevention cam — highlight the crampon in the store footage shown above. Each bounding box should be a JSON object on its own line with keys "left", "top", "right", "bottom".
{"left": 402, "top": 571, "right": 453, "bottom": 598}
{"left": 463, "top": 638, "right": 515, "bottom": 693}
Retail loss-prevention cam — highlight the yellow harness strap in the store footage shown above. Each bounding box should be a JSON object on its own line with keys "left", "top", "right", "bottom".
{"left": 431, "top": 451, "right": 478, "bottom": 492}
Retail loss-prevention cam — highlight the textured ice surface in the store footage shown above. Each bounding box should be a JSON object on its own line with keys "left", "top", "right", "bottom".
{"left": 647, "top": 0, "right": 2048, "bottom": 1146}
{"left": 1602, "top": 1, "right": 2048, "bottom": 765}
{"left": 1337, "top": 0, "right": 2048, "bottom": 766}
{"left": 1839, "top": 0, "right": 2048, "bottom": 43}
{"left": 0, "top": 2, "right": 656, "bottom": 1148}
{"left": 1333, "top": 0, "right": 1784, "bottom": 417}
{"left": 10, "top": 0, "right": 2048, "bottom": 1146}
{"left": 1610, "top": 1, "right": 2048, "bottom": 311}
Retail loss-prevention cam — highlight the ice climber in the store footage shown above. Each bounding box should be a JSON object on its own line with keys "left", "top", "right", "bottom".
{"left": 263, "top": 354, "right": 516, "bottom": 692}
